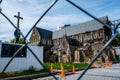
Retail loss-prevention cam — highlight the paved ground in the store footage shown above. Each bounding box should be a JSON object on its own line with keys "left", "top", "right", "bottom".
{"left": 33, "top": 64, "right": 120, "bottom": 80}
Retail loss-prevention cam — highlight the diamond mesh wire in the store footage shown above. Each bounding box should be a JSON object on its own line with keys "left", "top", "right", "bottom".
{"left": 0, "top": 0, "right": 119, "bottom": 80}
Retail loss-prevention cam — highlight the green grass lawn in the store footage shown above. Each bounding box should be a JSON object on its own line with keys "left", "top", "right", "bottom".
{"left": 0, "top": 62, "right": 87, "bottom": 79}
{"left": 44, "top": 62, "right": 87, "bottom": 70}
{"left": 0, "top": 69, "right": 47, "bottom": 78}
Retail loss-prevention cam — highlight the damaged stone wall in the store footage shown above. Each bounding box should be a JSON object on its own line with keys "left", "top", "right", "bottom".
{"left": 70, "top": 29, "right": 105, "bottom": 43}
{"left": 52, "top": 28, "right": 116, "bottom": 63}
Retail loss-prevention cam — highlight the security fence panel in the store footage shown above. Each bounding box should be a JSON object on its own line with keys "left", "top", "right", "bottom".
{"left": 0, "top": 0, "right": 120, "bottom": 80}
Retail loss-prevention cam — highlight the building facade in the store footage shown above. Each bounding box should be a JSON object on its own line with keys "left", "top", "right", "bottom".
{"left": 29, "top": 27, "right": 52, "bottom": 62}
{"left": 0, "top": 41, "right": 43, "bottom": 72}
{"left": 29, "top": 16, "right": 116, "bottom": 63}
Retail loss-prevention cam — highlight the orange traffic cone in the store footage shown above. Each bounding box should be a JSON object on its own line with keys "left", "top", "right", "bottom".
{"left": 50, "top": 64, "right": 54, "bottom": 73}
{"left": 60, "top": 66, "right": 65, "bottom": 77}
{"left": 100, "top": 63, "right": 105, "bottom": 68}
{"left": 108, "top": 62, "right": 112, "bottom": 67}
{"left": 60, "top": 70, "right": 65, "bottom": 77}
{"left": 118, "top": 62, "right": 120, "bottom": 64}
{"left": 60, "top": 63, "right": 65, "bottom": 77}
{"left": 72, "top": 65, "right": 76, "bottom": 74}
{"left": 60, "top": 63, "right": 64, "bottom": 70}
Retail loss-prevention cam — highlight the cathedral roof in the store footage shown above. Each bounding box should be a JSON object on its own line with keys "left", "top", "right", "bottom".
{"left": 36, "top": 27, "right": 52, "bottom": 39}
{"left": 53, "top": 16, "right": 110, "bottom": 39}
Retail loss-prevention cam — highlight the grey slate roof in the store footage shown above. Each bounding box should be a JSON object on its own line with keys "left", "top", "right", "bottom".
{"left": 36, "top": 27, "right": 52, "bottom": 39}
{"left": 52, "top": 16, "right": 109, "bottom": 39}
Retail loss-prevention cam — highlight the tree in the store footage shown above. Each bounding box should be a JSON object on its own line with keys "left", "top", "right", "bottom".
{"left": 10, "top": 38, "right": 25, "bottom": 44}
{"left": 10, "top": 38, "right": 15, "bottom": 43}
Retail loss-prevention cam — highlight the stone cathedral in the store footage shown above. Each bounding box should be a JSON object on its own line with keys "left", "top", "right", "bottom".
{"left": 29, "top": 16, "right": 116, "bottom": 63}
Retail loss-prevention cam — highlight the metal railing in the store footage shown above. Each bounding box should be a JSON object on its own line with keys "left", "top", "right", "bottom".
{"left": 0, "top": 0, "right": 120, "bottom": 80}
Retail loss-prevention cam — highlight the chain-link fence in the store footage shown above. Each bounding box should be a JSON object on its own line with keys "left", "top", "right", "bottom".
{"left": 0, "top": 0, "right": 120, "bottom": 80}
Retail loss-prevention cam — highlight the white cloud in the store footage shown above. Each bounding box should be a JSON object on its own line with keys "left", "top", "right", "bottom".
{"left": 0, "top": 34, "right": 13, "bottom": 41}
{"left": 0, "top": 0, "right": 120, "bottom": 41}
{"left": 0, "top": 0, "right": 51, "bottom": 41}
{"left": 37, "top": 14, "right": 91, "bottom": 30}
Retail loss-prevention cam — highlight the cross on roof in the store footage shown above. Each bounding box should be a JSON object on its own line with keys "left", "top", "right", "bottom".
{"left": 14, "top": 12, "right": 23, "bottom": 28}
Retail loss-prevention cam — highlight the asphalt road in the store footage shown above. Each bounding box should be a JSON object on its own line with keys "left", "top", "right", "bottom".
{"left": 33, "top": 64, "right": 120, "bottom": 80}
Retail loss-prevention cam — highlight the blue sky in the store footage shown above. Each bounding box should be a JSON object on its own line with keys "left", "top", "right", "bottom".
{"left": 0, "top": 0, "right": 120, "bottom": 41}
